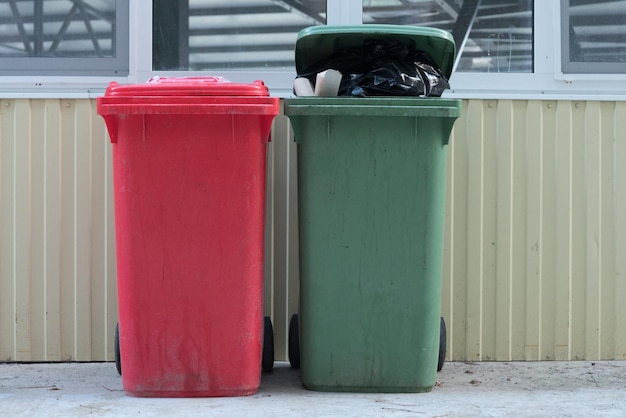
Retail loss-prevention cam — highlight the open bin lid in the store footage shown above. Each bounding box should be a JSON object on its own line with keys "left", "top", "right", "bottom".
{"left": 102, "top": 76, "right": 271, "bottom": 97}
{"left": 295, "top": 25, "right": 456, "bottom": 80}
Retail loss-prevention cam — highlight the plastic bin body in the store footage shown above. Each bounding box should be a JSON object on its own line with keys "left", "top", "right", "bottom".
{"left": 97, "top": 78, "right": 279, "bottom": 397}
{"left": 286, "top": 25, "right": 460, "bottom": 393}
{"left": 286, "top": 97, "right": 460, "bottom": 393}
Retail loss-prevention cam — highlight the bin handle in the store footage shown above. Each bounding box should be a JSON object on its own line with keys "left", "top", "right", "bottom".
{"left": 101, "top": 114, "right": 118, "bottom": 143}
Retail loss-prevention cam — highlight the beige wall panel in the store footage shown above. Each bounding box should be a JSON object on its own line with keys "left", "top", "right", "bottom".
{"left": 554, "top": 101, "right": 573, "bottom": 361}
{"left": 442, "top": 100, "right": 469, "bottom": 361}
{"left": 0, "top": 99, "right": 117, "bottom": 362}
{"left": 2, "top": 98, "right": 625, "bottom": 362}
{"left": 444, "top": 99, "right": 626, "bottom": 361}
{"left": 463, "top": 99, "right": 485, "bottom": 362}
{"left": 570, "top": 101, "right": 587, "bottom": 361}
{"left": 598, "top": 102, "right": 615, "bottom": 360}
{"left": 538, "top": 101, "right": 558, "bottom": 361}
{"left": 524, "top": 100, "right": 543, "bottom": 361}
{"left": 267, "top": 112, "right": 300, "bottom": 361}
{"left": 614, "top": 102, "right": 626, "bottom": 359}
{"left": 1, "top": 101, "right": 12, "bottom": 360}
{"left": 0, "top": 100, "right": 11, "bottom": 360}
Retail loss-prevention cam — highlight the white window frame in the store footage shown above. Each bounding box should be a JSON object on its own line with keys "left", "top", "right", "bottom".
{"left": 0, "top": 0, "right": 129, "bottom": 78}
{"left": 560, "top": 0, "right": 626, "bottom": 75}
{"left": 0, "top": 0, "right": 624, "bottom": 100}
{"left": 447, "top": 0, "right": 626, "bottom": 100}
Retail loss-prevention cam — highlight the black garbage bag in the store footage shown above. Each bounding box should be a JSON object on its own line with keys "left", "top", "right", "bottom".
{"left": 298, "top": 38, "right": 450, "bottom": 97}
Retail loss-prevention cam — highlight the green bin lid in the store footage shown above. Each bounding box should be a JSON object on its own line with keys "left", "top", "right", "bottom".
{"left": 295, "top": 25, "right": 456, "bottom": 79}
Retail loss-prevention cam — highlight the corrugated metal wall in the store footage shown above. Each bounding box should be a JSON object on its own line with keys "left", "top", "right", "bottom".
{"left": 443, "top": 100, "right": 626, "bottom": 361}
{"left": 0, "top": 99, "right": 116, "bottom": 362}
{"left": 1, "top": 99, "right": 625, "bottom": 362}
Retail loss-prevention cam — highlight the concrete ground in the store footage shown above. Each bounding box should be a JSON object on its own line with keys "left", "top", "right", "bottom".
{"left": 1, "top": 360, "right": 625, "bottom": 417}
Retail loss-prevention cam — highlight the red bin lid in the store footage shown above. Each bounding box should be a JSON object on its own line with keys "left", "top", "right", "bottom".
{"left": 103, "top": 76, "right": 270, "bottom": 97}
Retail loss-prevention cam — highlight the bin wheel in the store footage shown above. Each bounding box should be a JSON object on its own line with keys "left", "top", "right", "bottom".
{"left": 437, "top": 316, "right": 446, "bottom": 372}
{"left": 288, "top": 314, "right": 300, "bottom": 369}
{"left": 115, "top": 322, "right": 122, "bottom": 376}
{"left": 262, "top": 316, "right": 274, "bottom": 373}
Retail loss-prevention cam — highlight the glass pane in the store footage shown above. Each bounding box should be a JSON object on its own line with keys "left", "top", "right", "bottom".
{"left": 362, "top": 0, "right": 533, "bottom": 73}
{"left": 564, "top": 0, "right": 626, "bottom": 73}
{"left": 0, "top": 0, "right": 117, "bottom": 58}
{"left": 153, "top": 0, "right": 327, "bottom": 71}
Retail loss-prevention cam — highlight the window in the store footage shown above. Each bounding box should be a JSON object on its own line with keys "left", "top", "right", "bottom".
{"left": 152, "top": 0, "right": 327, "bottom": 71}
{"left": 562, "top": 0, "right": 626, "bottom": 74}
{"left": 153, "top": 0, "right": 535, "bottom": 74}
{"left": 0, "top": 0, "right": 129, "bottom": 76}
{"left": 362, "top": 0, "right": 533, "bottom": 73}
{"left": 0, "top": 0, "right": 625, "bottom": 98}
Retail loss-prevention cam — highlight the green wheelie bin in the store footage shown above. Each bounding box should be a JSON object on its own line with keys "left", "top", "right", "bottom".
{"left": 284, "top": 25, "right": 461, "bottom": 393}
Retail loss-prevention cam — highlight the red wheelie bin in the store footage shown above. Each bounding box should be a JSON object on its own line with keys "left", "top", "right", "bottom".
{"left": 97, "top": 77, "right": 279, "bottom": 397}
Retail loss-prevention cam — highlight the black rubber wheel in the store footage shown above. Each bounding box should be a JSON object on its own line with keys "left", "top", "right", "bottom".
{"left": 288, "top": 314, "right": 300, "bottom": 369}
{"left": 262, "top": 316, "right": 274, "bottom": 373}
{"left": 114, "top": 322, "right": 122, "bottom": 375}
{"left": 437, "top": 316, "right": 446, "bottom": 372}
